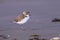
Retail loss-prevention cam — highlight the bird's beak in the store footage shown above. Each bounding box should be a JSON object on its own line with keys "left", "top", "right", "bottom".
{"left": 27, "top": 11, "right": 30, "bottom": 13}
{"left": 29, "top": 14, "right": 31, "bottom": 16}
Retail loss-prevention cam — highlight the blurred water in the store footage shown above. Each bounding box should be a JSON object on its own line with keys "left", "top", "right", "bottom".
{"left": 0, "top": 0, "right": 60, "bottom": 40}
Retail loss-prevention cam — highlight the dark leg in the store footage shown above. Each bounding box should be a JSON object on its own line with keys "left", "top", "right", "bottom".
{"left": 20, "top": 24, "right": 26, "bottom": 31}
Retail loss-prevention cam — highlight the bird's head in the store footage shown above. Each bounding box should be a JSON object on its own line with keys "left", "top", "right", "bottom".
{"left": 23, "top": 11, "right": 30, "bottom": 16}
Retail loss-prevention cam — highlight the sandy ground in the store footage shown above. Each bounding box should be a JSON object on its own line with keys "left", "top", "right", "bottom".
{"left": 0, "top": 0, "right": 60, "bottom": 40}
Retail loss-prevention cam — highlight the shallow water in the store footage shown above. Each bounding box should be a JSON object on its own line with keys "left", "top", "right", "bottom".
{"left": 0, "top": 0, "right": 60, "bottom": 40}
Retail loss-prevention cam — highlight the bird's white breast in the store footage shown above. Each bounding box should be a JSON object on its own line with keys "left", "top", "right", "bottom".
{"left": 16, "top": 15, "right": 30, "bottom": 24}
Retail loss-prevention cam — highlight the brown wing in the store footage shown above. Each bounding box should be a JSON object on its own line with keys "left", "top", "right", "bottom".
{"left": 14, "top": 14, "right": 25, "bottom": 22}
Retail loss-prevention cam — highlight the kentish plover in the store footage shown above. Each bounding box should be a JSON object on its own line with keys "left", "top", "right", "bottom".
{"left": 13, "top": 11, "right": 30, "bottom": 25}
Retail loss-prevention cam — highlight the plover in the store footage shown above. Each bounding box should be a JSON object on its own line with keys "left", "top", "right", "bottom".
{"left": 12, "top": 11, "right": 30, "bottom": 30}
{"left": 13, "top": 11, "right": 30, "bottom": 24}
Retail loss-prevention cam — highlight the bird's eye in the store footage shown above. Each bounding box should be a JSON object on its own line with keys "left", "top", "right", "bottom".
{"left": 27, "top": 11, "right": 30, "bottom": 13}
{"left": 25, "top": 16, "right": 27, "bottom": 17}
{"left": 14, "top": 19, "right": 18, "bottom": 22}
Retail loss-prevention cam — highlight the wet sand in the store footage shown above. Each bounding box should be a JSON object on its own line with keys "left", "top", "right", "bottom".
{"left": 0, "top": 0, "right": 60, "bottom": 40}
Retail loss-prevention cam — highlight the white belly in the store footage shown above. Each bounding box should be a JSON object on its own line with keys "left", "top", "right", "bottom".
{"left": 16, "top": 16, "right": 30, "bottom": 24}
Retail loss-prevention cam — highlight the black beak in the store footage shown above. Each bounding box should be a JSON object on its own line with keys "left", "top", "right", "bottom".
{"left": 29, "top": 14, "right": 31, "bottom": 16}
{"left": 27, "top": 11, "right": 30, "bottom": 13}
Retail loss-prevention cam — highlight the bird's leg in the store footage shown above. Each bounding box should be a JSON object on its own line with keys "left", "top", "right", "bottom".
{"left": 20, "top": 24, "right": 25, "bottom": 31}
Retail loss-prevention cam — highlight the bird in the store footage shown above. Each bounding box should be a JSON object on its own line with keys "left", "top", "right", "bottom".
{"left": 12, "top": 10, "right": 30, "bottom": 30}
